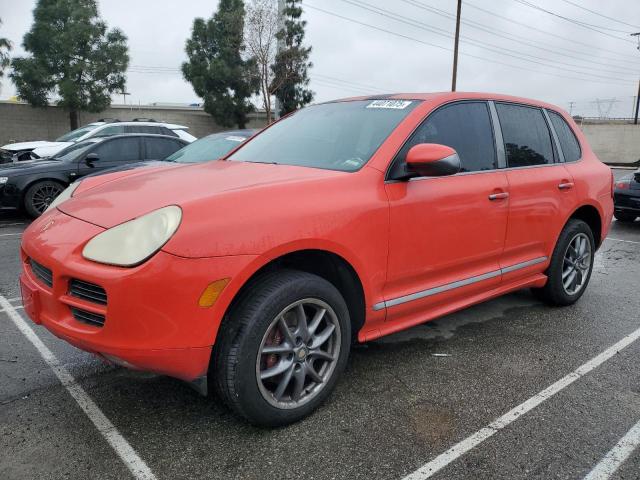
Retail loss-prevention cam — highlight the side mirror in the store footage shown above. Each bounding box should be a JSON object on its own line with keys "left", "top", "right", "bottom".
{"left": 85, "top": 153, "right": 100, "bottom": 167}
{"left": 405, "top": 143, "right": 461, "bottom": 177}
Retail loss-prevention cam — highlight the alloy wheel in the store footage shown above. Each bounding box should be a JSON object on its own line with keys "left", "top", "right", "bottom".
{"left": 256, "top": 298, "right": 341, "bottom": 409}
{"left": 562, "top": 232, "right": 592, "bottom": 295}
{"left": 32, "top": 184, "right": 63, "bottom": 214}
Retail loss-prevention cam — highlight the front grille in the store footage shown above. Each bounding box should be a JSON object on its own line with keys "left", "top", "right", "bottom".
{"left": 71, "top": 308, "right": 105, "bottom": 327}
{"left": 30, "top": 259, "right": 53, "bottom": 287}
{"left": 69, "top": 279, "right": 107, "bottom": 305}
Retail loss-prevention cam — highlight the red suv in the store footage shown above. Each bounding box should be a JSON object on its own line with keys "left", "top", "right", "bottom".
{"left": 20, "top": 93, "right": 613, "bottom": 426}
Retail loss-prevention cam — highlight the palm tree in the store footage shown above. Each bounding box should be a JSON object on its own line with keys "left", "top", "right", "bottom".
{"left": 0, "top": 19, "right": 13, "bottom": 87}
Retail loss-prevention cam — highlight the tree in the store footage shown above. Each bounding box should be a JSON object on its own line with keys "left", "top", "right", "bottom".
{"left": 10, "top": 0, "right": 129, "bottom": 129}
{"left": 244, "top": 0, "right": 279, "bottom": 123}
{"left": 183, "top": 0, "right": 259, "bottom": 129}
{"left": 271, "top": 0, "right": 313, "bottom": 116}
{"left": 0, "top": 19, "right": 12, "bottom": 90}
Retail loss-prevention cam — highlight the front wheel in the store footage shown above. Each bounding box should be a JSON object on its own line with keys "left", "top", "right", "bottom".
{"left": 24, "top": 180, "right": 65, "bottom": 218}
{"left": 532, "top": 219, "right": 595, "bottom": 306}
{"left": 212, "top": 270, "right": 351, "bottom": 427}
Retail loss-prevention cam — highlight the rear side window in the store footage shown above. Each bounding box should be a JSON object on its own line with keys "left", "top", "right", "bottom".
{"left": 93, "top": 125, "right": 125, "bottom": 137}
{"left": 144, "top": 137, "right": 183, "bottom": 159}
{"left": 126, "top": 125, "right": 168, "bottom": 135}
{"left": 397, "top": 102, "right": 497, "bottom": 172}
{"left": 548, "top": 111, "right": 581, "bottom": 162}
{"left": 496, "top": 103, "right": 554, "bottom": 167}
{"left": 92, "top": 138, "right": 140, "bottom": 162}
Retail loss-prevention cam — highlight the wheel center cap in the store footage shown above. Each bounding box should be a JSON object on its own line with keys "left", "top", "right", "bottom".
{"left": 295, "top": 347, "right": 308, "bottom": 361}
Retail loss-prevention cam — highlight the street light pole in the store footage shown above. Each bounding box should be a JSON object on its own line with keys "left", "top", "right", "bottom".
{"left": 451, "top": 0, "right": 462, "bottom": 92}
{"left": 632, "top": 32, "right": 640, "bottom": 125}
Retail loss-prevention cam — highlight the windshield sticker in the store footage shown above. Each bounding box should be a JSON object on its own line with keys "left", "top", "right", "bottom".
{"left": 225, "top": 136, "right": 246, "bottom": 142}
{"left": 366, "top": 100, "right": 412, "bottom": 110}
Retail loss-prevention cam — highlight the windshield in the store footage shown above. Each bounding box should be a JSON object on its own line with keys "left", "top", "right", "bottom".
{"left": 166, "top": 132, "right": 252, "bottom": 163}
{"left": 53, "top": 139, "right": 101, "bottom": 162}
{"left": 227, "top": 100, "right": 420, "bottom": 172}
{"left": 56, "top": 124, "right": 101, "bottom": 142}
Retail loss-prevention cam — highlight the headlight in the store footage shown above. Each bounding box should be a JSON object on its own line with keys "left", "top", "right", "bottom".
{"left": 82, "top": 206, "right": 182, "bottom": 267}
{"left": 0, "top": 177, "right": 8, "bottom": 184}
{"left": 44, "top": 182, "right": 80, "bottom": 212}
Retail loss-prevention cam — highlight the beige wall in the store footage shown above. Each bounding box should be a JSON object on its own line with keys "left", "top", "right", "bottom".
{"left": 0, "top": 101, "right": 268, "bottom": 145}
{"left": 579, "top": 123, "right": 640, "bottom": 166}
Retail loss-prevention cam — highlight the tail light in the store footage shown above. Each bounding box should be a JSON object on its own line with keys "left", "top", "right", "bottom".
{"left": 615, "top": 180, "right": 630, "bottom": 190}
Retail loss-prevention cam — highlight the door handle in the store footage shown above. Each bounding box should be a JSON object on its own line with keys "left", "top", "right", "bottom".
{"left": 488, "top": 192, "right": 509, "bottom": 200}
{"left": 558, "top": 182, "right": 574, "bottom": 190}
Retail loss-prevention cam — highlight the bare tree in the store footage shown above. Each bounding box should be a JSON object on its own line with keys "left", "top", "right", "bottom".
{"left": 244, "top": 0, "right": 279, "bottom": 123}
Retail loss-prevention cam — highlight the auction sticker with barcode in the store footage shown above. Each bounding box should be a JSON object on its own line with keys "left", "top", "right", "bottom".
{"left": 366, "top": 100, "right": 412, "bottom": 109}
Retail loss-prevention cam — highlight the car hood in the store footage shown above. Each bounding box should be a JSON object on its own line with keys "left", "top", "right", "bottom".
{"left": 58, "top": 160, "right": 345, "bottom": 229}
{"left": 32, "top": 142, "right": 73, "bottom": 157}
{"left": 74, "top": 161, "right": 178, "bottom": 196}
{"left": 2, "top": 141, "right": 63, "bottom": 151}
{"left": 0, "top": 159, "right": 64, "bottom": 175}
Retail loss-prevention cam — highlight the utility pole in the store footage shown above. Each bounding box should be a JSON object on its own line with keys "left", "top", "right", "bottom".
{"left": 632, "top": 32, "right": 640, "bottom": 125}
{"left": 274, "top": 0, "right": 285, "bottom": 120}
{"left": 451, "top": 0, "right": 462, "bottom": 91}
{"left": 568, "top": 101, "right": 575, "bottom": 116}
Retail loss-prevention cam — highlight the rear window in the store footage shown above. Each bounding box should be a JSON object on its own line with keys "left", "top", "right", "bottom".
{"left": 496, "top": 103, "right": 554, "bottom": 167}
{"left": 548, "top": 110, "right": 581, "bottom": 162}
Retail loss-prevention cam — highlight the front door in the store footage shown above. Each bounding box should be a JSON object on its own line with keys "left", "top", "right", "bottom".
{"left": 383, "top": 101, "right": 509, "bottom": 324}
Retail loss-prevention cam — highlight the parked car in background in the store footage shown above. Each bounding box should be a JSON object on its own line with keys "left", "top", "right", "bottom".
{"left": 0, "top": 119, "right": 196, "bottom": 163}
{"left": 613, "top": 169, "right": 640, "bottom": 222}
{"left": 19, "top": 93, "right": 613, "bottom": 426}
{"left": 0, "top": 134, "right": 187, "bottom": 217}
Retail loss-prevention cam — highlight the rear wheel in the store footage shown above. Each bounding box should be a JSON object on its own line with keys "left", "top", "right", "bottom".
{"left": 532, "top": 219, "right": 595, "bottom": 306}
{"left": 614, "top": 211, "right": 637, "bottom": 223}
{"left": 212, "top": 270, "right": 351, "bottom": 426}
{"left": 24, "top": 180, "right": 65, "bottom": 218}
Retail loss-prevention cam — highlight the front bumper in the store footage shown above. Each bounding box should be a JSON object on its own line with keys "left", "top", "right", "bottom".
{"left": 20, "top": 209, "right": 256, "bottom": 381}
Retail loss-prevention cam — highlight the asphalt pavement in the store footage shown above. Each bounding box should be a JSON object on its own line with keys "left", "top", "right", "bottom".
{"left": 1, "top": 168, "right": 639, "bottom": 480}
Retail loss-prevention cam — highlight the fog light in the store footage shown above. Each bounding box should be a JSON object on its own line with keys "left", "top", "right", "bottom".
{"left": 198, "top": 279, "right": 230, "bottom": 307}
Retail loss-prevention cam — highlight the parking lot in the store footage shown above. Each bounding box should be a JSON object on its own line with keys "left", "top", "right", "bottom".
{"left": 0, "top": 168, "right": 638, "bottom": 480}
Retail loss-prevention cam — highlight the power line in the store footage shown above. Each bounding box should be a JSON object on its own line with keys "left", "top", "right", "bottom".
{"left": 334, "top": 0, "right": 637, "bottom": 83}
{"left": 399, "top": 0, "right": 640, "bottom": 71}
{"left": 303, "top": 2, "right": 635, "bottom": 87}
{"left": 512, "top": 0, "right": 636, "bottom": 41}
{"left": 464, "top": 1, "right": 640, "bottom": 61}
{"left": 557, "top": 0, "right": 640, "bottom": 30}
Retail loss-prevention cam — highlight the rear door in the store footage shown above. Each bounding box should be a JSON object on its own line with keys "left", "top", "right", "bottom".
{"left": 494, "top": 102, "right": 577, "bottom": 281}
{"left": 383, "top": 101, "right": 509, "bottom": 321}
{"left": 142, "top": 137, "right": 184, "bottom": 161}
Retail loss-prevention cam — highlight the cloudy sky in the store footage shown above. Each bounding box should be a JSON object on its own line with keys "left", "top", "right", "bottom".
{"left": 1, "top": 0, "right": 639, "bottom": 117}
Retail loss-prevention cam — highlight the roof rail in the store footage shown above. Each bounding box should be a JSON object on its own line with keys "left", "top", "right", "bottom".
{"left": 131, "top": 118, "right": 157, "bottom": 122}
{"left": 96, "top": 118, "right": 120, "bottom": 123}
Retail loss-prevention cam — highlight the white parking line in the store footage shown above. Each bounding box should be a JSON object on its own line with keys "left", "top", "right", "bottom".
{"left": 583, "top": 418, "right": 640, "bottom": 480}
{"left": 605, "top": 237, "right": 640, "bottom": 245}
{"left": 0, "top": 222, "right": 26, "bottom": 227}
{"left": 0, "top": 233, "right": 21, "bottom": 237}
{"left": 0, "top": 295, "right": 157, "bottom": 480}
{"left": 402, "top": 326, "right": 640, "bottom": 480}
{"left": 0, "top": 305, "right": 23, "bottom": 313}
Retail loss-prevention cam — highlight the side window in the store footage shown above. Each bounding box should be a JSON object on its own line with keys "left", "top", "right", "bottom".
{"left": 92, "top": 125, "right": 125, "bottom": 137}
{"left": 126, "top": 125, "right": 162, "bottom": 134}
{"left": 144, "top": 138, "right": 183, "bottom": 159}
{"left": 496, "top": 103, "right": 554, "bottom": 167}
{"left": 92, "top": 138, "right": 140, "bottom": 162}
{"left": 160, "top": 127, "right": 178, "bottom": 137}
{"left": 548, "top": 110, "right": 581, "bottom": 162}
{"left": 397, "top": 102, "right": 497, "bottom": 172}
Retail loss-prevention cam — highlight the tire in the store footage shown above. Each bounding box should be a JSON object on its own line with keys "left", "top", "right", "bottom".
{"left": 23, "top": 180, "right": 65, "bottom": 218}
{"left": 614, "top": 211, "right": 637, "bottom": 223}
{"left": 532, "top": 219, "right": 595, "bottom": 306}
{"left": 212, "top": 269, "right": 351, "bottom": 427}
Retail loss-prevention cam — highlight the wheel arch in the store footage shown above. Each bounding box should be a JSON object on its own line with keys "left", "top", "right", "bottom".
{"left": 221, "top": 247, "right": 367, "bottom": 343}
{"left": 568, "top": 204, "right": 603, "bottom": 249}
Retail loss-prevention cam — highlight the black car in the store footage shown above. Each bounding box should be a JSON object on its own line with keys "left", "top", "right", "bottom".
{"left": 613, "top": 169, "right": 640, "bottom": 222}
{"left": 0, "top": 134, "right": 187, "bottom": 217}
{"left": 83, "top": 129, "right": 258, "bottom": 177}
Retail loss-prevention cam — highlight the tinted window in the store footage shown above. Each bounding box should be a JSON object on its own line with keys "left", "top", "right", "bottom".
{"left": 144, "top": 138, "right": 183, "bottom": 159}
{"left": 93, "top": 125, "right": 126, "bottom": 137}
{"left": 126, "top": 125, "right": 169, "bottom": 135}
{"left": 56, "top": 124, "right": 100, "bottom": 142}
{"left": 228, "top": 100, "right": 420, "bottom": 172}
{"left": 92, "top": 138, "right": 139, "bottom": 162}
{"left": 548, "top": 111, "right": 581, "bottom": 162}
{"left": 496, "top": 103, "right": 554, "bottom": 167}
{"left": 397, "top": 102, "right": 497, "bottom": 172}
{"left": 166, "top": 133, "right": 250, "bottom": 163}
{"left": 55, "top": 139, "right": 102, "bottom": 161}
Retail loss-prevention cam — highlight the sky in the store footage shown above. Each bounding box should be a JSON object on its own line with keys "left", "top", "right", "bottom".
{"left": 0, "top": 0, "right": 639, "bottom": 118}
